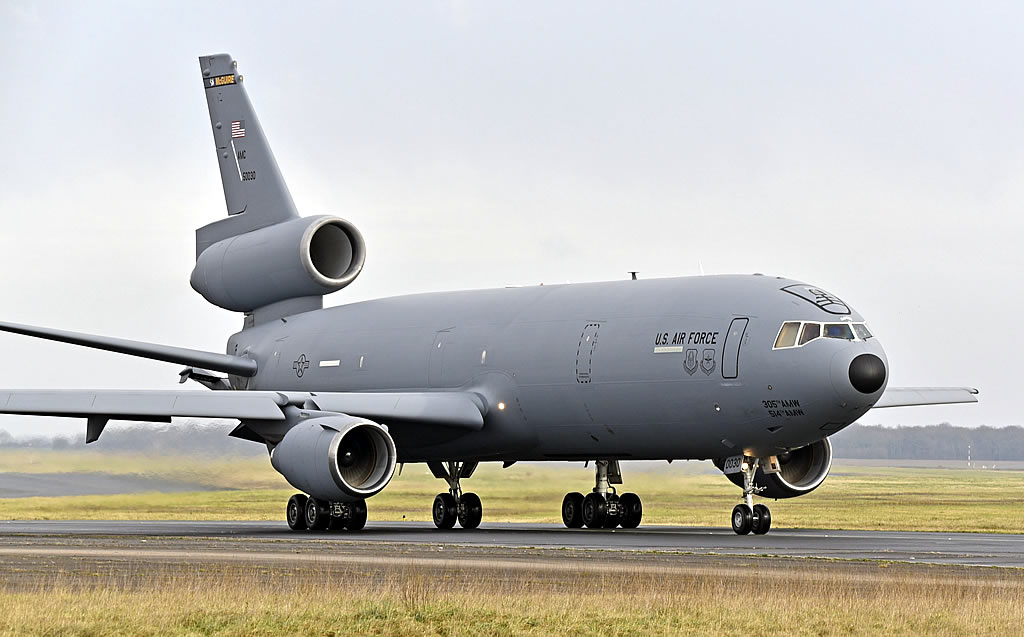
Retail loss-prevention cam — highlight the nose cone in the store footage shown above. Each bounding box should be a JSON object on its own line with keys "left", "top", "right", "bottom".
{"left": 849, "top": 353, "right": 886, "bottom": 394}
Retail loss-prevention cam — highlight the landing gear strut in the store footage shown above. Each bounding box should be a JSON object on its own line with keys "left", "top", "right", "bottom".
{"left": 429, "top": 461, "right": 483, "bottom": 529}
{"left": 730, "top": 457, "right": 771, "bottom": 535}
{"left": 286, "top": 493, "right": 367, "bottom": 531}
{"left": 561, "top": 460, "right": 642, "bottom": 530}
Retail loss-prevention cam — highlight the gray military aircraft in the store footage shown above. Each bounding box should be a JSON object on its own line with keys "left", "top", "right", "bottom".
{"left": 0, "top": 54, "right": 977, "bottom": 535}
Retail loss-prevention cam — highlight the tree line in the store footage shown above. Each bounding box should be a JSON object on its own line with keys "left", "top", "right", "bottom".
{"left": 831, "top": 423, "right": 1024, "bottom": 460}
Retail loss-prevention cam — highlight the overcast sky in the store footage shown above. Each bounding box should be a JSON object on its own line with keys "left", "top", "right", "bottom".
{"left": 0, "top": 2, "right": 1019, "bottom": 438}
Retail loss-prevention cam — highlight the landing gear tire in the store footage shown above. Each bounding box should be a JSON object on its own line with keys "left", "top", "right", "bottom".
{"left": 458, "top": 492, "right": 482, "bottom": 529}
{"left": 346, "top": 500, "right": 368, "bottom": 531}
{"left": 619, "top": 492, "right": 642, "bottom": 529}
{"left": 582, "top": 492, "right": 607, "bottom": 529}
{"left": 731, "top": 504, "right": 753, "bottom": 535}
{"left": 751, "top": 503, "right": 771, "bottom": 535}
{"left": 432, "top": 493, "right": 457, "bottom": 529}
{"left": 305, "top": 497, "right": 329, "bottom": 531}
{"left": 562, "top": 492, "right": 585, "bottom": 528}
{"left": 287, "top": 494, "right": 308, "bottom": 531}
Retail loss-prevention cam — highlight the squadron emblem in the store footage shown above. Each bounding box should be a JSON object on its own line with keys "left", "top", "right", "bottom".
{"left": 684, "top": 349, "right": 699, "bottom": 375}
{"left": 701, "top": 349, "right": 716, "bottom": 375}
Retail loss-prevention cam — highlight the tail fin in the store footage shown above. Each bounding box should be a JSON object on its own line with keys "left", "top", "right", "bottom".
{"left": 196, "top": 54, "right": 298, "bottom": 256}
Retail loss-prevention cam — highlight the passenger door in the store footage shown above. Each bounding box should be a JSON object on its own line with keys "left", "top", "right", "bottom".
{"left": 721, "top": 318, "right": 749, "bottom": 379}
{"left": 575, "top": 323, "right": 601, "bottom": 383}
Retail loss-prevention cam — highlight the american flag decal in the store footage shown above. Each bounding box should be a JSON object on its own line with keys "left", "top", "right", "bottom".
{"left": 230, "top": 120, "right": 246, "bottom": 138}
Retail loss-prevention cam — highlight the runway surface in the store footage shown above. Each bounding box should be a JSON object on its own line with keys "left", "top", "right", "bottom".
{"left": 3, "top": 520, "right": 1023, "bottom": 568}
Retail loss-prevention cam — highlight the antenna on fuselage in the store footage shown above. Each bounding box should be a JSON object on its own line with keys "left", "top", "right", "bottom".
{"left": 628, "top": 271, "right": 638, "bottom": 281}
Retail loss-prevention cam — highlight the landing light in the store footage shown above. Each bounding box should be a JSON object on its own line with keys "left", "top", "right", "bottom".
{"left": 497, "top": 402, "right": 506, "bottom": 411}
{"left": 741, "top": 462, "right": 749, "bottom": 471}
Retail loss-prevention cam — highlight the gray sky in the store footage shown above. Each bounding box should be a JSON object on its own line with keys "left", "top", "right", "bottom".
{"left": 0, "top": 2, "right": 1019, "bottom": 438}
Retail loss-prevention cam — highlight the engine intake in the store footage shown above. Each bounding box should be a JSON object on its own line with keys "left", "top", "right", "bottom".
{"left": 190, "top": 215, "right": 365, "bottom": 312}
{"left": 718, "top": 438, "right": 832, "bottom": 499}
{"left": 270, "top": 416, "right": 397, "bottom": 502}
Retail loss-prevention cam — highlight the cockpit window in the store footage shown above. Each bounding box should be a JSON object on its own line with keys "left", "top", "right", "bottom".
{"left": 798, "top": 322, "right": 820, "bottom": 346}
{"left": 773, "top": 320, "right": 873, "bottom": 349}
{"left": 823, "top": 323, "right": 854, "bottom": 340}
{"left": 774, "top": 322, "right": 801, "bottom": 349}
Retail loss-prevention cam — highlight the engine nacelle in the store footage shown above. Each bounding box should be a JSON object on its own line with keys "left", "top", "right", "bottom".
{"left": 190, "top": 215, "right": 365, "bottom": 312}
{"left": 717, "top": 438, "right": 832, "bottom": 499}
{"left": 270, "top": 416, "right": 397, "bottom": 502}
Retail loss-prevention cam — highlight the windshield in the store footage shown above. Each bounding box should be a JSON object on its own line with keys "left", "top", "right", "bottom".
{"left": 773, "top": 321, "right": 873, "bottom": 349}
{"left": 823, "top": 323, "right": 854, "bottom": 339}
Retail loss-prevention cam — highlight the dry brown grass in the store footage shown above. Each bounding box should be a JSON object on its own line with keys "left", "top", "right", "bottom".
{"left": 0, "top": 558, "right": 1022, "bottom": 635}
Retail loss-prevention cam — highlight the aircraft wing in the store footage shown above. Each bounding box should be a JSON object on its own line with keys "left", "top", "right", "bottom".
{"left": 872, "top": 387, "right": 979, "bottom": 408}
{"left": 307, "top": 392, "right": 486, "bottom": 430}
{"left": 0, "top": 389, "right": 486, "bottom": 442}
{"left": 0, "top": 320, "right": 257, "bottom": 377}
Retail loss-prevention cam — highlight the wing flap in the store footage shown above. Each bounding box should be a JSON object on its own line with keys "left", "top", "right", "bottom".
{"left": 873, "top": 387, "right": 979, "bottom": 409}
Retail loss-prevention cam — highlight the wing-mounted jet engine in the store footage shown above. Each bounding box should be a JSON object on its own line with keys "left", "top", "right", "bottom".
{"left": 716, "top": 438, "right": 832, "bottom": 499}
{"left": 270, "top": 415, "right": 397, "bottom": 531}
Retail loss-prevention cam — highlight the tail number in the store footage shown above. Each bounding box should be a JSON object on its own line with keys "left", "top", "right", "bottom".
{"left": 242, "top": 170, "right": 257, "bottom": 182}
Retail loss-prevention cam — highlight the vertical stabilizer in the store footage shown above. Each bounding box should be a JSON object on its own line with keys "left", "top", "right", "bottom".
{"left": 196, "top": 54, "right": 298, "bottom": 256}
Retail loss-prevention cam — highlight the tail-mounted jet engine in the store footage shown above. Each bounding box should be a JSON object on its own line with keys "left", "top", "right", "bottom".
{"left": 270, "top": 416, "right": 397, "bottom": 502}
{"left": 190, "top": 215, "right": 365, "bottom": 312}
{"left": 717, "top": 438, "right": 833, "bottom": 499}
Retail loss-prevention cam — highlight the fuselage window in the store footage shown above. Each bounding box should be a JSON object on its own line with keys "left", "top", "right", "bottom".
{"left": 774, "top": 322, "right": 801, "bottom": 349}
{"left": 798, "top": 322, "right": 820, "bottom": 346}
{"left": 823, "top": 323, "right": 854, "bottom": 340}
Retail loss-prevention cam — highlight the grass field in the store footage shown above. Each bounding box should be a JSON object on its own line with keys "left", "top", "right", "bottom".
{"left": 1, "top": 557, "right": 1022, "bottom": 636}
{"left": 1, "top": 450, "right": 1023, "bottom": 532}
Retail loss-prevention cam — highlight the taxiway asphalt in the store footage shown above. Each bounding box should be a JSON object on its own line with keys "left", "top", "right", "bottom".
{"left": 2, "top": 520, "right": 1022, "bottom": 568}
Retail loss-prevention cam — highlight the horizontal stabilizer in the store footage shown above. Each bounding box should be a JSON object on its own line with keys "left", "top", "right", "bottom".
{"left": 0, "top": 321, "right": 257, "bottom": 377}
{"left": 872, "top": 387, "right": 979, "bottom": 409}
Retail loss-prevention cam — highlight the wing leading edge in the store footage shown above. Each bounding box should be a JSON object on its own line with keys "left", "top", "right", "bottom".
{"left": 872, "top": 387, "right": 979, "bottom": 409}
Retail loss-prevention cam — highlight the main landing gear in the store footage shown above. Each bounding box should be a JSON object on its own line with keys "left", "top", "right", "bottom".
{"left": 286, "top": 493, "right": 367, "bottom": 532}
{"left": 730, "top": 458, "right": 771, "bottom": 536}
{"left": 561, "top": 460, "right": 643, "bottom": 530}
{"left": 429, "top": 461, "right": 483, "bottom": 529}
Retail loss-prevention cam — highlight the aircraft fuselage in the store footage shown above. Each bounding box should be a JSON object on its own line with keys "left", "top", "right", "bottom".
{"left": 232, "top": 273, "right": 887, "bottom": 462}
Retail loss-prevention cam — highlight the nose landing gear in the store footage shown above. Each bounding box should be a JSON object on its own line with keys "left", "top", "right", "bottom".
{"left": 561, "top": 460, "right": 643, "bottom": 530}
{"left": 730, "top": 458, "right": 771, "bottom": 535}
{"left": 429, "top": 461, "right": 483, "bottom": 529}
